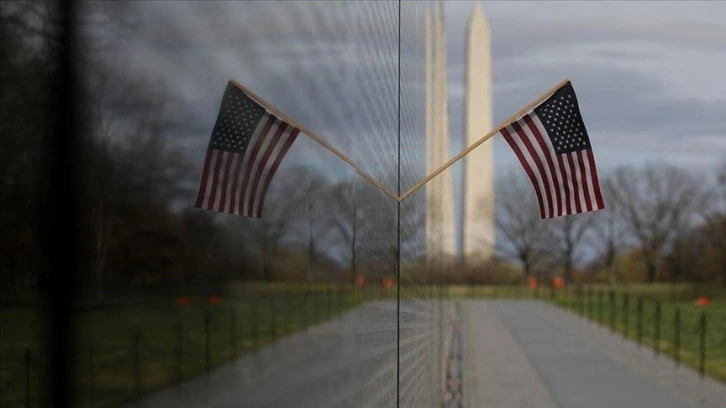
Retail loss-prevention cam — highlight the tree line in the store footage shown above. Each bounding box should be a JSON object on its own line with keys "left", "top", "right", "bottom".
{"left": 493, "top": 162, "right": 726, "bottom": 286}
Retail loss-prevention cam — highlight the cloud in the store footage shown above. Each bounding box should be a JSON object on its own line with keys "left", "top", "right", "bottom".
{"left": 440, "top": 0, "right": 726, "bottom": 174}
{"left": 83, "top": 0, "right": 726, "bottom": 183}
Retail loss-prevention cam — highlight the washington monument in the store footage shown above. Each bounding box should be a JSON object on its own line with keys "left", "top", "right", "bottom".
{"left": 462, "top": 2, "right": 495, "bottom": 267}
{"left": 425, "top": 3, "right": 456, "bottom": 268}
{"left": 426, "top": 1, "right": 494, "bottom": 269}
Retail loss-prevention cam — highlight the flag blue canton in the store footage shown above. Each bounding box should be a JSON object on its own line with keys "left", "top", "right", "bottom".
{"left": 209, "top": 84, "right": 266, "bottom": 154}
{"left": 534, "top": 82, "right": 591, "bottom": 155}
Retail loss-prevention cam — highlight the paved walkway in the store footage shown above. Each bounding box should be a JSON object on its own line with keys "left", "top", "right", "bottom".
{"left": 132, "top": 299, "right": 725, "bottom": 408}
{"left": 132, "top": 300, "right": 441, "bottom": 408}
{"left": 463, "top": 300, "right": 726, "bottom": 408}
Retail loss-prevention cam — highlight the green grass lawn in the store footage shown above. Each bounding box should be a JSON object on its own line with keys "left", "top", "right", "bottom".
{"left": 551, "top": 287, "right": 726, "bottom": 382}
{"left": 0, "top": 284, "right": 379, "bottom": 408}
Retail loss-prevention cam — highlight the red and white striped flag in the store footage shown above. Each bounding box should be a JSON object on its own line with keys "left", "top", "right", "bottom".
{"left": 195, "top": 81, "right": 300, "bottom": 218}
{"left": 501, "top": 81, "right": 604, "bottom": 218}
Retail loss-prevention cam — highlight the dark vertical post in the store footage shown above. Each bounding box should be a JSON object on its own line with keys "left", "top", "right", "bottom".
{"left": 654, "top": 301, "right": 661, "bottom": 357}
{"left": 699, "top": 312, "right": 706, "bottom": 378}
{"left": 623, "top": 293, "right": 630, "bottom": 338}
{"left": 674, "top": 307, "right": 681, "bottom": 366}
{"left": 48, "top": 2, "right": 80, "bottom": 407}
{"left": 303, "top": 289, "right": 309, "bottom": 331}
{"left": 564, "top": 285, "right": 569, "bottom": 308}
{"left": 347, "top": 286, "right": 351, "bottom": 309}
{"left": 133, "top": 329, "right": 141, "bottom": 403}
{"left": 335, "top": 286, "right": 342, "bottom": 316}
{"left": 636, "top": 297, "right": 643, "bottom": 346}
{"left": 587, "top": 289, "right": 593, "bottom": 320}
{"left": 250, "top": 297, "right": 258, "bottom": 347}
{"left": 292, "top": 290, "right": 298, "bottom": 330}
{"left": 586, "top": 288, "right": 591, "bottom": 319}
{"left": 175, "top": 321, "right": 183, "bottom": 384}
{"left": 572, "top": 285, "right": 582, "bottom": 313}
{"left": 332, "top": 287, "right": 337, "bottom": 315}
{"left": 312, "top": 289, "right": 318, "bottom": 323}
{"left": 231, "top": 304, "right": 238, "bottom": 358}
{"left": 549, "top": 282, "right": 554, "bottom": 300}
{"left": 609, "top": 291, "right": 615, "bottom": 332}
{"left": 284, "top": 292, "right": 291, "bottom": 335}
{"left": 598, "top": 290, "right": 604, "bottom": 324}
{"left": 204, "top": 310, "right": 210, "bottom": 373}
{"left": 25, "top": 349, "right": 31, "bottom": 408}
{"left": 270, "top": 296, "right": 276, "bottom": 342}
{"left": 89, "top": 343, "right": 95, "bottom": 408}
{"left": 296, "top": 289, "right": 301, "bottom": 328}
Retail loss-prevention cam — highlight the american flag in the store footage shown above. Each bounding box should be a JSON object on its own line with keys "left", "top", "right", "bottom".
{"left": 195, "top": 82, "right": 300, "bottom": 218}
{"left": 500, "top": 81, "right": 604, "bottom": 218}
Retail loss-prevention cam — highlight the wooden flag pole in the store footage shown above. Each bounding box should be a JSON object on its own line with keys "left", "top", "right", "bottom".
{"left": 398, "top": 78, "right": 570, "bottom": 202}
{"left": 229, "top": 79, "right": 399, "bottom": 201}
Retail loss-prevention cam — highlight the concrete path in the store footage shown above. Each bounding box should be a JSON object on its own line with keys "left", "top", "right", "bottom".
{"left": 132, "top": 299, "right": 725, "bottom": 408}
{"left": 132, "top": 300, "right": 442, "bottom": 408}
{"left": 464, "top": 300, "right": 726, "bottom": 408}
{"left": 462, "top": 301, "right": 559, "bottom": 408}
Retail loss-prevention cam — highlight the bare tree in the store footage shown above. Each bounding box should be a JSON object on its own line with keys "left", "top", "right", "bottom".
{"left": 240, "top": 168, "right": 328, "bottom": 281}
{"left": 692, "top": 161, "right": 726, "bottom": 283}
{"left": 399, "top": 193, "right": 426, "bottom": 272}
{"left": 290, "top": 167, "right": 332, "bottom": 282}
{"left": 76, "top": 59, "right": 188, "bottom": 297}
{"left": 607, "top": 164, "right": 701, "bottom": 282}
{"left": 0, "top": 1, "right": 60, "bottom": 295}
{"left": 588, "top": 177, "right": 628, "bottom": 284}
{"left": 328, "top": 178, "right": 362, "bottom": 285}
{"left": 494, "top": 171, "right": 552, "bottom": 279}
{"left": 550, "top": 214, "right": 593, "bottom": 283}
{"left": 356, "top": 182, "right": 397, "bottom": 281}
{"left": 245, "top": 203, "right": 296, "bottom": 281}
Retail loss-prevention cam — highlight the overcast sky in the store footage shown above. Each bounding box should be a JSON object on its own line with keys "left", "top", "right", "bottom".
{"left": 446, "top": 1, "right": 726, "bottom": 178}
{"left": 88, "top": 0, "right": 726, "bottom": 194}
